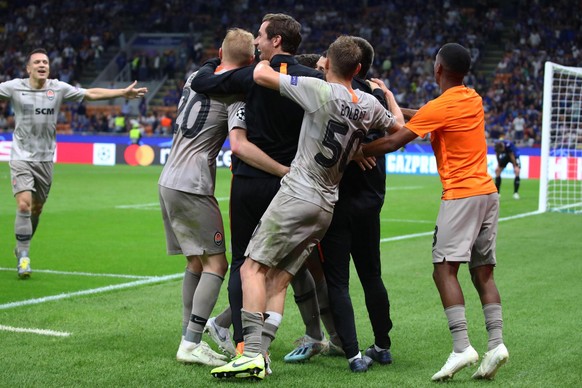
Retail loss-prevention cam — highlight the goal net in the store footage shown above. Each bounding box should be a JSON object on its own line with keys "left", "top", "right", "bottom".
{"left": 539, "top": 62, "right": 582, "bottom": 213}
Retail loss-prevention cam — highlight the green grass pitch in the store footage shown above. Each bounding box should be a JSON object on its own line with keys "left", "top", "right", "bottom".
{"left": 0, "top": 163, "right": 580, "bottom": 387}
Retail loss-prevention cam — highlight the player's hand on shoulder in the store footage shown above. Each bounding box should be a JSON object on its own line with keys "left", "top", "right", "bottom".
{"left": 369, "top": 78, "right": 390, "bottom": 95}
{"left": 366, "top": 79, "right": 380, "bottom": 91}
{"left": 204, "top": 57, "right": 221, "bottom": 67}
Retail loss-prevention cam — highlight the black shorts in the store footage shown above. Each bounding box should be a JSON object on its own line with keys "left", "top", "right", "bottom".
{"left": 229, "top": 175, "right": 281, "bottom": 266}
{"left": 498, "top": 154, "right": 520, "bottom": 169}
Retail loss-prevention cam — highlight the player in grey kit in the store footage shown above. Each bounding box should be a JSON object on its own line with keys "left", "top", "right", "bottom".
{"left": 158, "top": 28, "right": 255, "bottom": 366}
{"left": 211, "top": 35, "right": 397, "bottom": 380}
{"left": 0, "top": 48, "right": 148, "bottom": 279}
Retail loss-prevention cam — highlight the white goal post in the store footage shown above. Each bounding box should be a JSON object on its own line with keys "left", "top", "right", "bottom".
{"left": 539, "top": 61, "right": 582, "bottom": 213}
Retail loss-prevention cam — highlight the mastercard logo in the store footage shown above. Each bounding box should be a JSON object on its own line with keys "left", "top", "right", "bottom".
{"left": 124, "top": 144, "right": 155, "bottom": 166}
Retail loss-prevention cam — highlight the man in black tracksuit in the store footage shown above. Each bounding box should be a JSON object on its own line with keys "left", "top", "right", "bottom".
{"left": 190, "top": 13, "right": 322, "bottom": 352}
{"left": 320, "top": 37, "right": 399, "bottom": 372}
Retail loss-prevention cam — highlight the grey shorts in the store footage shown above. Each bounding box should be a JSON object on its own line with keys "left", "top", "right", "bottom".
{"left": 9, "top": 160, "right": 53, "bottom": 202}
{"left": 432, "top": 193, "right": 499, "bottom": 269}
{"left": 245, "top": 191, "right": 333, "bottom": 276}
{"left": 158, "top": 185, "right": 226, "bottom": 257}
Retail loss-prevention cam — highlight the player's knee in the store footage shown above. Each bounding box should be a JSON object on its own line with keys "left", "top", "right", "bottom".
{"left": 469, "top": 265, "right": 494, "bottom": 287}
{"left": 432, "top": 261, "right": 459, "bottom": 281}
{"left": 17, "top": 201, "right": 31, "bottom": 213}
{"left": 241, "top": 257, "right": 266, "bottom": 280}
{"left": 203, "top": 253, "right": 228, "bottom": 275}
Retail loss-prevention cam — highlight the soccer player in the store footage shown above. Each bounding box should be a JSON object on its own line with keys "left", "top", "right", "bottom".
{"left": 282, "top": 53, "right": 344, "bottom": 363}
{"left": 294, "top": 54, "right": 321, "bottom": 70}
{"left": 494, "top": 139, "right": 521, "bottom": 199}
{"left": 190, "top": 13, "right": 323, "bottom": 359}
{"left": 210, "top": 35, "right": 396, "bottom": 380}
{"left": 315, "top": 51, "right": 327, "bottom": 73}
{"left": 0, "top": 48, "right": 148, "bottom": 279}
{"left": 362, "top": 43, "right": 509, "bottom": 381}
{"left": 158, "top": 28, "right": 282, "bottom": 366}
{"left": 288, "top": 41, "right": 403, "bottom": 371}
{"left": 319, "top": 36, "right": 403, "bottom": 372}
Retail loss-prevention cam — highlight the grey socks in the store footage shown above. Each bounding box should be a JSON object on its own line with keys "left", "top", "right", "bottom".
{"left": 181, "top": 269, "right": 201, "bottom": 336}
{"left": 483, "top": 303, "right": 504, "bottom": 350}
{"left": 185, "top": 272, "right": 224, "bottom": 343}
{"left": 444, "top": 305, "right": 470, "bottom": 353}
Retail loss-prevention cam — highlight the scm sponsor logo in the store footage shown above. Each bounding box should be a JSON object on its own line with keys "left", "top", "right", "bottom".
{"left": 35, "top": 108, "right": 55, "bottom": 115}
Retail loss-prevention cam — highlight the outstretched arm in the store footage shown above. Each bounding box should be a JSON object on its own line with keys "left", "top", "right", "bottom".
{"left": 384, "top": 89, "right": 404, "bottom": 127}
{"left": 400, "top": 108, "right": 419, "bottom": 121}
{"left": 84, "top": 81, "right": 148, "bottom": 101}
{"left": 191, "top": 58, "right": 254, "bottom": 94}
{"left": 369, "top": 78, "right": 404, "bottom": 126}
{"left": 253, "top": 60, "right": 280, "bottom": 90}
{"left": 362, "top": 123, "right": 418, "bottom": 157}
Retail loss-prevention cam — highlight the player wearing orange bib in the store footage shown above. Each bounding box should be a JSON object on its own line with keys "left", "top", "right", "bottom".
{"left": 362, "top": 43, "right": 509, "bottom": 382}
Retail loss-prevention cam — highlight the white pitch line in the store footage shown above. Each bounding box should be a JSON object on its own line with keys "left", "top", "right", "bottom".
{"left": 0, "top": 268, "right": 151, "bottom": 279}
{"left": 0, "top": 324, "right": 71, "bottom": 337}
{"left": 0, "top": 210, "right": 545, "bottom": 310}
{"left": 499, "top": 210, "right": 544, "bottom": 221}
{"left": 116, "top": 202, "right": 159, "bottom": 209}
{"left": 382, "top": 218, "right": 433, "bottom": 224}
{"left": 0, "top": 273, "right": 183, "bottom": 311}
{"left": 380, "top": 209, "right": 545, "bottom": 243}
{"left": 551, "top": 202, "right": 582, "bottom": 212}
{"left": 116, "top": 197, "right": 230, "bottom": 210}
{"left": 386, "top": 186, "right": 425, "bottom": 191}
{"left": 381, "top": 231, "right": 433, "bottom": 243}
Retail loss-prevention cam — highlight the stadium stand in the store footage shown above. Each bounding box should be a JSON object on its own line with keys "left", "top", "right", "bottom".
{"left": 482, "top": 0, "right": 580, "bottom": 145}
{"left": 0, "top": 0, "right": 579, "bottom": 141}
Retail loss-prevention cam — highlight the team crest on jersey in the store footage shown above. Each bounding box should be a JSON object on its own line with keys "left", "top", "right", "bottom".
{"left": 236, "top": 107, "right": 245, "bottom": 121}
{"left": 214, "top": 232, "right": 224, "bottom": 246}
{"left": 46, "top": 89, "right": 55, "bottom": 100}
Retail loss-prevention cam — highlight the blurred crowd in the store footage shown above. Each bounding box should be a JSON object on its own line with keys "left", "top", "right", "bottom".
{"left": 481, "top": 0, "right": 580, "bottom": 146}
{"left": 0, "top": 0, "right": 580, "bottom": 146}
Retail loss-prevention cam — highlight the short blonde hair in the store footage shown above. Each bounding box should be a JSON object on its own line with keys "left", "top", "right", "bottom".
{"left": 222, "top": 28, "right": 255, "bottom": 66}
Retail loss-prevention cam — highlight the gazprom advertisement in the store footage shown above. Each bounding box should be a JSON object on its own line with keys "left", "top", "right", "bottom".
{"left": 0, "top": 134, "right": 580, "bottom": 180}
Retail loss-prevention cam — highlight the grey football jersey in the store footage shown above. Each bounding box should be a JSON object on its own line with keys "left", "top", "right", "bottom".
{"left": 0, "top": 78, "right": 86, "bottom": 161}
{"left": 158, "top": 71, "right": 246, "bottom": 195}
{"left": 279, "top": 74, "right": 395, "bottom": 212}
